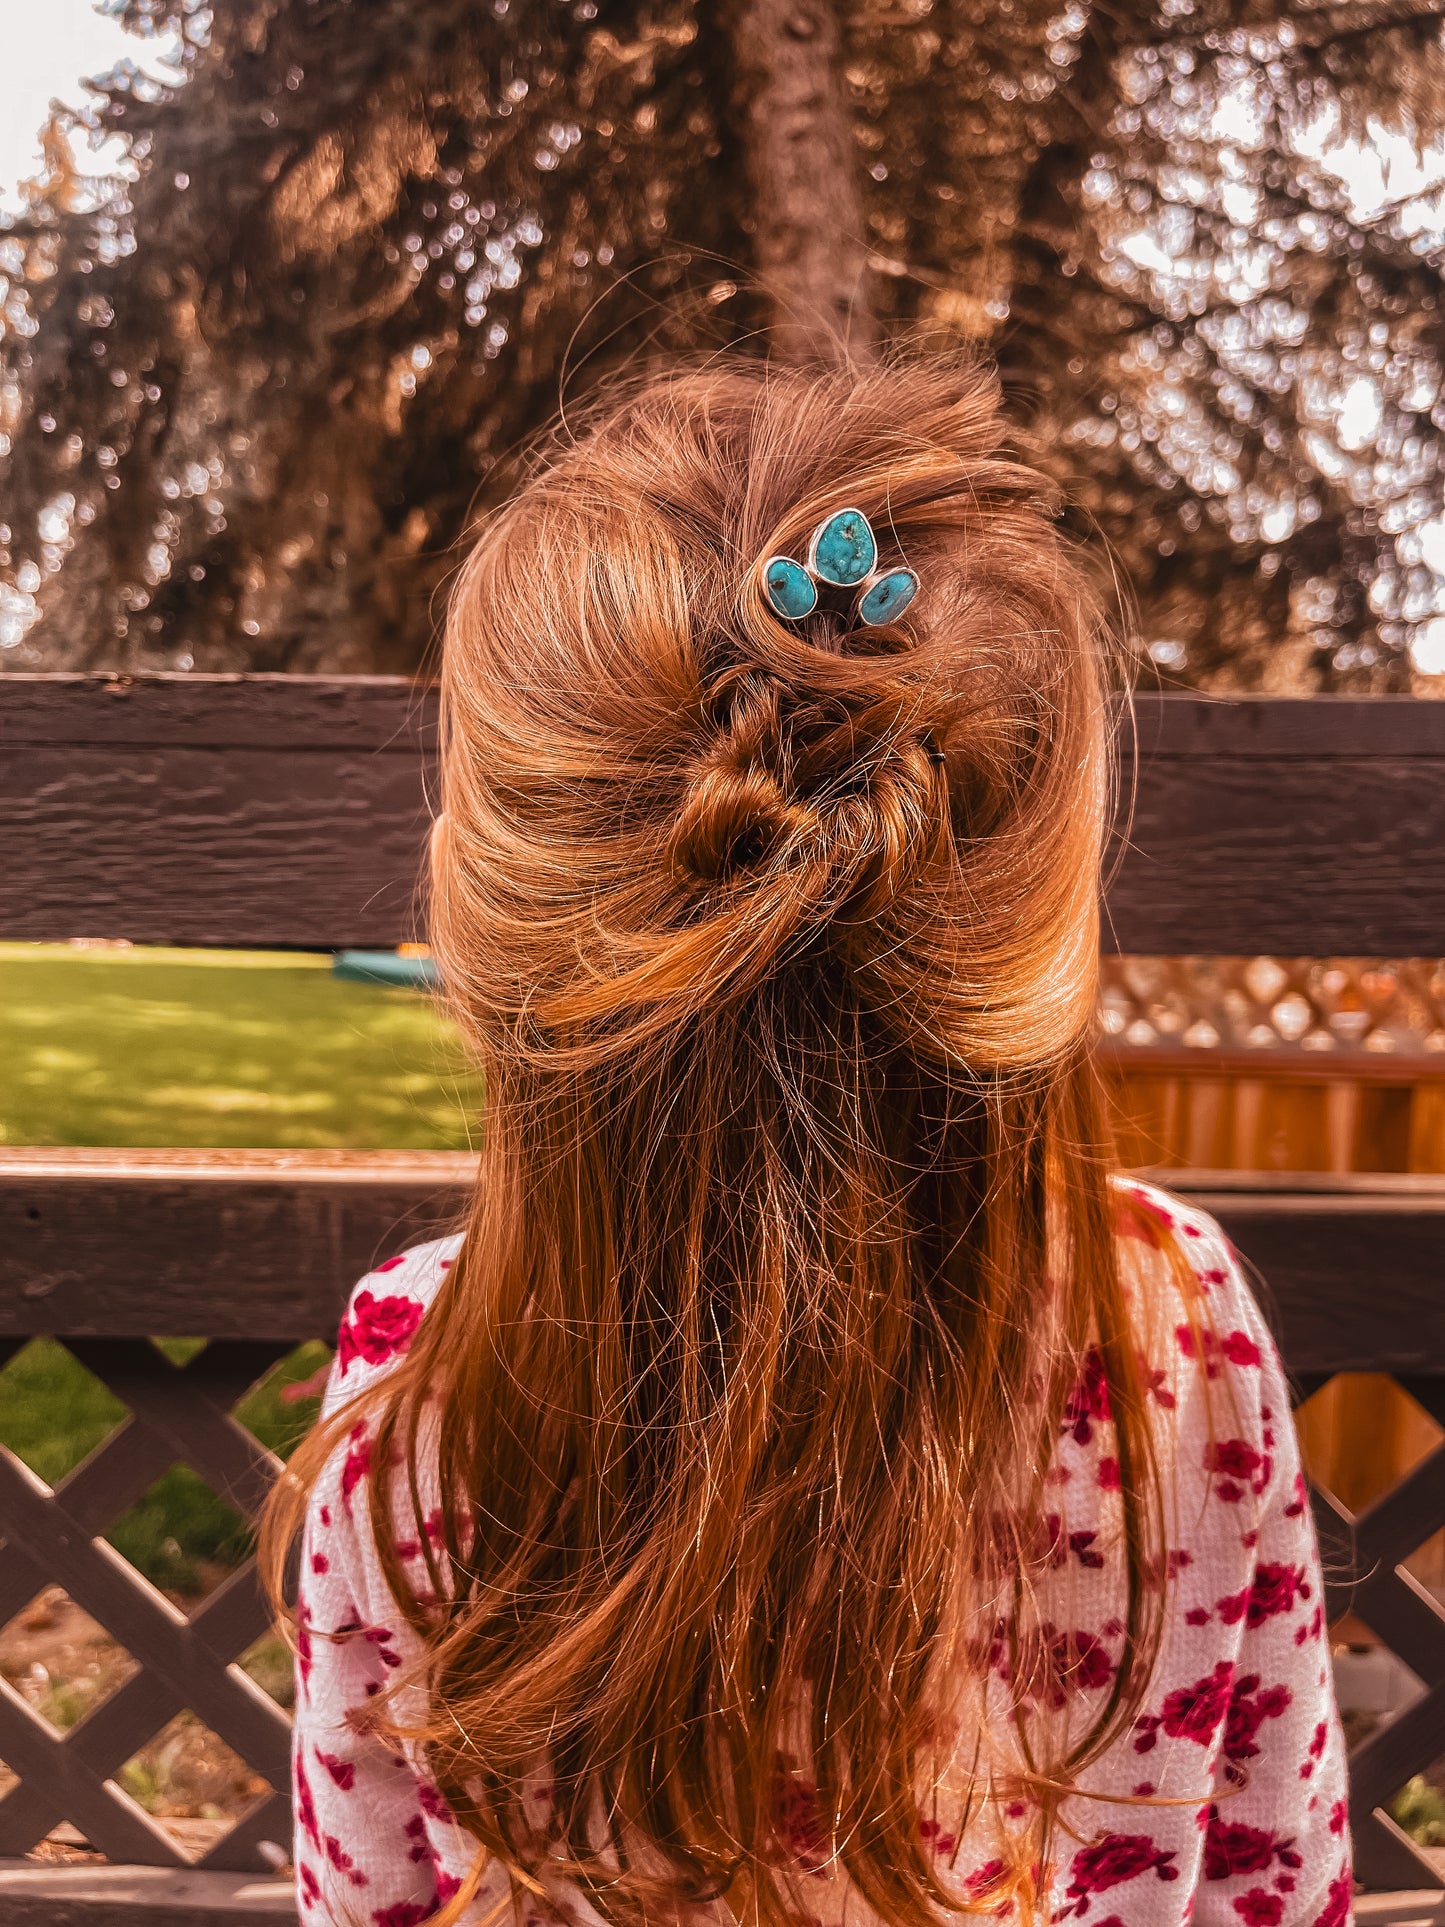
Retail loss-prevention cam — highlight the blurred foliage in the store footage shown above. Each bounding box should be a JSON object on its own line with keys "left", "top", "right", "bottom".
{"left": 3, "top": 0, "right": 1445, "bottom": 687}
{"left": 1390, "top": 1771, "right": 1445, "bottom": 1847}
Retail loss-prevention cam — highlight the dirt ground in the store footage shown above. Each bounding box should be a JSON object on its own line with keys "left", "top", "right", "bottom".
{"left": 0, "top": 1585, "right": 288, "bottom": 1863}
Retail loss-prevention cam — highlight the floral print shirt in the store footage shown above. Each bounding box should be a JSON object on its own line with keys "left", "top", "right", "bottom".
{"left": 292, "top": 1182, "right": 1352, "bottom": 1927}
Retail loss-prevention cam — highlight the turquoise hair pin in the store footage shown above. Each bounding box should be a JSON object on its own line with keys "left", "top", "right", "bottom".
{"left": 761, "top": 508, "right": 919, "bottom": 628}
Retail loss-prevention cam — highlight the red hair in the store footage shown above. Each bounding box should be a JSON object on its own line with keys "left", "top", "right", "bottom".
{"left": 267, "top": 354, "right": 1165, "bottom": 1927}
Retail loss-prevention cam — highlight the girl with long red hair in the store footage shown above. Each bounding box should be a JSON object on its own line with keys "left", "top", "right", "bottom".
{"left": 264, "top": 357, "right": 1349, "bottom": 1927}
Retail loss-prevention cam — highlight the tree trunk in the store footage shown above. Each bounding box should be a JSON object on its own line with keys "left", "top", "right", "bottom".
{"left": 715, "top": 0, "right": 876, "bottom": 363}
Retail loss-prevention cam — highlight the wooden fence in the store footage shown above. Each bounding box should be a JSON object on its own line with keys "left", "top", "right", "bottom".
{"left": 1, "top": 677, "right": 1444, "bottom": 1925}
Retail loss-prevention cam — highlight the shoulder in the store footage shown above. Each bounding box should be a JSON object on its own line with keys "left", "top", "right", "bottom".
{"left": 1113, "top": 1174, "right": 1273, "bottom": 1355}
{"left": 321, "top": 1232, "right": 465, "bottom": 1416}
{"left": 1111, "top": 1176, "right": 1290, "bottom": 1455}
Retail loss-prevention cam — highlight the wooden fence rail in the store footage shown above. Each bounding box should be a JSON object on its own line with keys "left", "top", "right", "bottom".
{"left": 5, "top": 678, "right": 1445, "bottom": 953}
{"left": 2, "top": 679, "right": 1444, "bottom": 1924}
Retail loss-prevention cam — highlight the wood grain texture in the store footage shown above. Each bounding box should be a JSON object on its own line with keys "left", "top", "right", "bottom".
{"left": 1, "top": 677, "right": 435, "bottom": 947}
{"left": 0, "top": 674, "right": 435, "bottom": 749}
{"left": 1111, "top": 748, "right": 1445, "bottom": 954}
{"left": 3, "top": 1151, "right": 1443, "bottom": 1373}
{"left": 4, "top": 679, "right": 1445, "bottom": 952}
{"left": 0, "top": 1150, "right": 474, "bottom": 1338}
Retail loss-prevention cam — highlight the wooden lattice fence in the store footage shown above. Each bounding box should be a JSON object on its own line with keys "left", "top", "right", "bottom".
{"left": 0, "top": 680, "right": 1442, "bottom": 1926}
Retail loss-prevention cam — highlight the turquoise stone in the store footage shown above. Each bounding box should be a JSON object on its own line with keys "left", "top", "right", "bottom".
{"left": 762, "top": 555, "right": 816, "bottom": 620}
{"left": 808, "top": 509, "right": 877, "bottom": 587}
{"left": 857, "top": 568, "right": 919, "bottom": 626}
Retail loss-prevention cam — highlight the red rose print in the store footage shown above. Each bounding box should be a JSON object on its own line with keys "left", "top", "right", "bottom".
{"left": 292, "top": 1229, "right": 1341, "bottom": 1920}
{"left": 374, "top": 1255, "right": 408, "bottom": 1272}
{"left": 323, "top": 1833, "right": 368, "bottom": 1886}
{"left": 1117, "top": 1187, "right": 1174, "bottom": 1246}
{"left": 295, "top": 1751, "right": 320, "bottom": 1849}
{"left": 1160, "top": 1660, "right": 1235, "bottom": 1745}
{"left": 1223, "top": 1673, "right": 1292, "bottom": 1767}
{"left": 1203, "top": 1811, "right": 1302, "bottom": 1881}
{"left": 1063, "top": 1832, "right": 1179, "bottom": 1914}
{"left": 339, "top": 1422, "right": 372, "bottom": 1507}
{"left": 920, "top": 1816, "right": 959, "bottom": 1857}
{"left": 1139, "top": 1357, "right": 1177, "bottom": 1410}
{"left": 1177, "top": 1327, "right": 1263, "bottom": 1376}
{"left": 1312, "top": 1870, "right": 1352, "bottom": 1927}
{"left": 316, "top": 1748, "right": 354, "bottom": 1790}
{"left": 1034, "top": 1627, "right": 1116, "bottom": 1707}
{"left": 1064, "top": 1349, "right": 1112, "bottom": 1445}
{"left": 1245, "top": 1564, "right": 1308, "bottom": 1626}
{"left": 962, "top": 1856, "right": 1006, "bottom": 1896}
{"left": 337, "top": 1291, "right": 425, "bottom": 1375}
{"left": 418, "top": 1782, "right": 454, "bottom": 1824}
{"left": 1176, "top": 1324, "right": 1217, "bottom": 1374}
{"left": 1206, "top": 1439, "right": 1262, "bottom": 1480}
{"left": 1232, "top": 1891, "right": 1284, "bottom": 1926}
{"left": 362, "top": 1623, "right": 404, "bottom": 1670}
{"left": 772, "top": 1757, "right": 830, "bottom": 1872}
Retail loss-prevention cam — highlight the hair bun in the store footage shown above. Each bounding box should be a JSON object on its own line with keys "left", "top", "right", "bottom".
{"left": 671, "top": 667, "right": 951, "bottom": 925}
{"left": 434, "top": 358, "right": 1109, "bottom": 1070}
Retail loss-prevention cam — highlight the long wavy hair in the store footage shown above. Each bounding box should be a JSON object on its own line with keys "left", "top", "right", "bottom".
{"left": 265, "top": 355, "right": 1168, "bottom": 1927}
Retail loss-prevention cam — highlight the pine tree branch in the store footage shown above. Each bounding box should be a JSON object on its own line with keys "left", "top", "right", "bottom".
{"left": 1128, "top": 0, "right": 1445, "bottom": 54}
{"left": 713, "top": 0, "right": 876, "bottom": 362}
{"left": 1283, "top": 0, "right": 1445, "bottom": 52}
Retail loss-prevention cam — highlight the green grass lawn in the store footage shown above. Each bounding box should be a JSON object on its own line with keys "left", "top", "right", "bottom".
{"left": 0, "top": 943, "right": 479, "bottom": 1150}
{"left": 0, "top": 943, "right": 481, "bottom": 1594}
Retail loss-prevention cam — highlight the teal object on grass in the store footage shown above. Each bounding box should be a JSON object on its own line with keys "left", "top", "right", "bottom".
{"left": 807, "top": 508, "right": 877, "bottom": 586}
{"left": 763, "top": 556, "right": 818, "bottom": 620}
{"left": 857, "top": 568, "right": 919, "bottom": 626}
{"left": 333, "top": 950, "right": 440, "bottom": 990}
